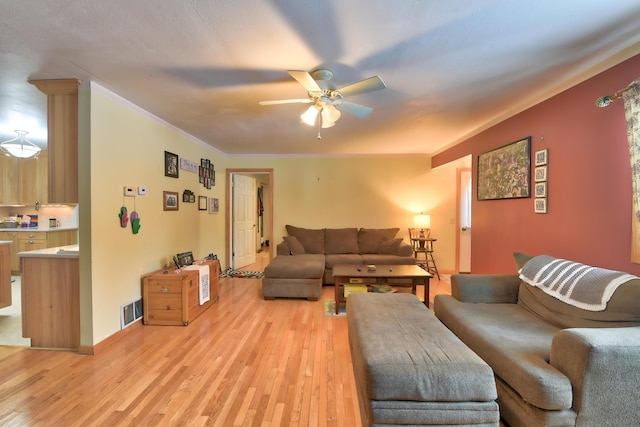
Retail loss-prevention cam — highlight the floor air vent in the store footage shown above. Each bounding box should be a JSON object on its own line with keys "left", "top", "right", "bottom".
{"left": 120, "top": 298, "right": 143, "bottom": 329}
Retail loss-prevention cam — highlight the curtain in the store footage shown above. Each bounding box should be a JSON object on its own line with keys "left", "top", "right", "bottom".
{"left": 622, "top": 80, "right": 640, "bottom": 263}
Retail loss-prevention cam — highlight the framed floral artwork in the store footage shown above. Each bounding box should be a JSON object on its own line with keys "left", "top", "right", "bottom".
{"left": 477, "top": 137, "right": 531, "bottom": 200}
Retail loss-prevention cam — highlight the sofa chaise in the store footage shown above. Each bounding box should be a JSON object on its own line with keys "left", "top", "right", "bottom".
{"left": 434, "top": 253, "right": 640, "bottom": 427}
{"left": 262, "top": 225, "right": 416, "bottom": 300}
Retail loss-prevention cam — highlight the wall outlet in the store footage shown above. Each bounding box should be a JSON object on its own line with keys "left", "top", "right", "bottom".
{"left": 137, "top": 186, "right": 148, "bottom": 196}
{"left": 123, "top": 186, "right": 136, "bottom": 196}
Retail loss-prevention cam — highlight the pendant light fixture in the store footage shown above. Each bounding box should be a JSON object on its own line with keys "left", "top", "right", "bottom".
{"left": 0, "top": 130, "right": 42, "bottom": 158}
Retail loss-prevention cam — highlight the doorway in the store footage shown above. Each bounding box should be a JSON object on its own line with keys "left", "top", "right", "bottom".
{"left": 225, "top": 169, "right": 274, "bottom": 271}
{"left": 456, "top": 167, "right": 472, "bottom": 273}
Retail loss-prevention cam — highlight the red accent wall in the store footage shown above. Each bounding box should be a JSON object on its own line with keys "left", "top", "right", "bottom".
{"left": 432, "top": 54, "right": 640, "bottom": 275}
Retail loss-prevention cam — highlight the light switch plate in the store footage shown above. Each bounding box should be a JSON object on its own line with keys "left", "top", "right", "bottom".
{"left": 123, "top": 186, "right": 136, "bottom": 196}
{"left": 137, "top": 186, "right": 147, "bottom": 196}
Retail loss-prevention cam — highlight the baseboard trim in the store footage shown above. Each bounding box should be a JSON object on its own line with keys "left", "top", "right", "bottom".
{"left": 77, "top": 320, "right": 143, "bottom": 355}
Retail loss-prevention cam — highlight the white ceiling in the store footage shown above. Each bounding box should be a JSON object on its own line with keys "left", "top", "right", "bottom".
{"left": 1, "top": 0, "right": 640, "bottom": 156}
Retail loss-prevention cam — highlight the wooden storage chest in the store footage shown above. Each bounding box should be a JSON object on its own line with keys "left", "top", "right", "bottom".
{"left": 142, "top": 259, "right": 219, "bottom": 326}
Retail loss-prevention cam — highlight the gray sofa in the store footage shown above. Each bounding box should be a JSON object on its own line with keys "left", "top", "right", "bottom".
{"left": 262, "top": 225, "right": 416, "bottom": 300}
{"left": 434, "top": 253, "right": 640, "bottom": 427}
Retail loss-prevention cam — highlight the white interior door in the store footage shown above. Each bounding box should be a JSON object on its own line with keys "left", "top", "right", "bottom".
{"left": 458, "top": 168, "right": 472, "bottom": 273}
{"left": 232, "top": 174, "right": 257, "bottom": 269}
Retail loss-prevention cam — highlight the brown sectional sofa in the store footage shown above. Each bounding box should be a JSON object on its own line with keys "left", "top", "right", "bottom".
{"left": 262, "top": 225, "right": 416, "bottom": 300}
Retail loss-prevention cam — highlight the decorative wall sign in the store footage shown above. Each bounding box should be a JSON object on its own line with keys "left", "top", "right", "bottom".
{"left": 477, "top": 137, "right": 531, "bottom": 200}
{"left": 164, "top": 151, "right": 179, "bottom": 178}
{"left": 180, "top": 158, "right": 199, "bottom": 173}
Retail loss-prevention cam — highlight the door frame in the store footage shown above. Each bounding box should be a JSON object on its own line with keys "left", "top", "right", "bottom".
{"left": 225, "top": 168, "right": 274, "bottom": 270}
{"left": 455, "top": 167, "right": 472, "bottom": 273}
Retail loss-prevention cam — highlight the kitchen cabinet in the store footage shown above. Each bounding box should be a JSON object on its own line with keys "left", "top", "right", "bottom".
{"left": 29, "top": 79, "right": 80, "bottom": 204}
{"left": 0, "top": 242, "right": 10, "bottom": 309}
{"left": 0, "top": 229, "right": 77, "bottom": 274}
{"left": 0, "top": 151, "right": 48, "bottom": 205}
{"left": 20, "top": 246, "right": 79, "bottom": 350}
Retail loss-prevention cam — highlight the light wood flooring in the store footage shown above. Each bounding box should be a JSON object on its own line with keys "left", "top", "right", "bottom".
{"left": 0, "top": 251, "right": 474, "bottom": 426}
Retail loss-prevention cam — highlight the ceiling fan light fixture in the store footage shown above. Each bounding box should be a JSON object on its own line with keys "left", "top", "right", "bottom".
{"left": 0, "top": 130, "right": 41, "bottom": 159}
{"left": 301, "top": 105, "right": 319, "bottom": 126}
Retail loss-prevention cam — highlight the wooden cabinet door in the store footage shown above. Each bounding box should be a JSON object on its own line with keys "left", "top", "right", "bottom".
{"left": 0, "top": 156, "right": 19, "bottom": 204}
{"left": 18, "top": 153, "right": 48, "bottom": 205}
{"left": 0, "top": 231, "right": 19, "bottom": 273}
{"left": 0, "top": 244, "right": 10, "bottom": 309}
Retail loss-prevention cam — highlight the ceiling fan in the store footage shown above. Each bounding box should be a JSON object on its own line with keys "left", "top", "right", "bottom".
{"left": 259, "top": 69, "right": 386, "bottom": 129}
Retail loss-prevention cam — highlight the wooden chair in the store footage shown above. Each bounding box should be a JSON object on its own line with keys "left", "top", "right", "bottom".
{"left": 408, "top": 228, "right": 440, "bottom": 279}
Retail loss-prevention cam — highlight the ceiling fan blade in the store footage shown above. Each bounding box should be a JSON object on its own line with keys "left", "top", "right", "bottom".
{"left": 334, "top": 100, "right": 374, "bottom": 118}
{"left": 337, "top": 76, "right": 386, "bottom": 98}
{"left": 258, "top": 98, "right": 313, "bottom": 106}
{"left": 287, "top": 70, "right": 322, "bottom": 93}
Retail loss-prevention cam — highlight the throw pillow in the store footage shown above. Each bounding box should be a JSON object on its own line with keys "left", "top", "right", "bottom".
{"left": 283, "top": 235, "right": 306, "bottom": 255}
{"left": 513, "top": 252, "right": 534, "bottom": 271}
{"left": 285, "top": 225, "right": 325, "bottom": 254}
{"left": 325, "top": 228, "right": 359, "bottom": 254}
{"left": 378, "top": 238, "right": 403, "bottom": 255}
{"left": 358, "top": 228, "right": 400, "bottom": 254}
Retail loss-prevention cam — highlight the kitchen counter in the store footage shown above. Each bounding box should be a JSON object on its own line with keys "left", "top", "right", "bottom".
{"left": 20, "top": 244, "right": 80, "bottom": 350}
{"left": 18, "top": 244, "right": 79, "bottom": 258}
{"left": 0, "top": 226, "right": 78, "bottom": 232}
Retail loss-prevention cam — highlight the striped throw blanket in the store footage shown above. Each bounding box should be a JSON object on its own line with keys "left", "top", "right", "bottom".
{"left": 519, "top": 255, "right": 638, "bottom": 311}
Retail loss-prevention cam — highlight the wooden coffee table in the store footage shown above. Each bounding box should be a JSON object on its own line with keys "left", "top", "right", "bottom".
{"left": 333, "top": 264, "right": 432, "bottom": 314}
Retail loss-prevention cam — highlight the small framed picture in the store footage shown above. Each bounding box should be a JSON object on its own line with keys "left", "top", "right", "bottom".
{"left": 534, "top": 182, "right": 547, "bottom": 198}
{"left": 164, "top": 151, "right": 179, "bottom": 178}
{"left": 198, "top": 196, "right": 208, "bottom": 211}
{"left": 534, "top": 198, "right": 547, "bottom": 214}
{"left": 534, "top": 166, "right": 547, "bottom": 182}
{"left": 535, "top": 149, "right": 548, "bottom": 166}
{"left": 163, "top": 191, "right": 179, "bottom": 211}
{"left": 209, "top": 197, "right": 219, "bottom": 214}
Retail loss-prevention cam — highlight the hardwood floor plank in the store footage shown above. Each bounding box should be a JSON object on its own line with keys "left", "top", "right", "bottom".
{"left": 0, "top": 251, "right": 462, "bottom": 426}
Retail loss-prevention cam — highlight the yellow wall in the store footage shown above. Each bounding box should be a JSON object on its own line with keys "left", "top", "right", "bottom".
{"left": 83, "top": 84, "right": 467, "bottom": 346}
{"left": 228, "top": 155, "right": 469, "bottom": 270}
{"left": 87, "top": 84, "right": 227, "bottom": 345}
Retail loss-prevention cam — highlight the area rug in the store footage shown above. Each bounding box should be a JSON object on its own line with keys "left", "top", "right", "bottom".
{"left": 220, "top": 268, "right": 264, "bottom": 279}
{"left": 324, "top": 300, "right": 346, "bottom": 316}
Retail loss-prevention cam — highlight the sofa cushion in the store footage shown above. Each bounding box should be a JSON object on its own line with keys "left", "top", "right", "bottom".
{"left": 285, "top": 225, "right": 325, "bottom": 254}
{"left": 377, "top": 238, "right": 402, "bottom": 255}
{"left": 263, "top": 254, "right": 325, "bottom": 279}
{"left": 361, "top": 254, "right": 416, "bottom": 266}
{"left": 324, "top": 254, "right": 365, "bottom": 270}
{"left": 434, "top": 295, "right": 572, "bottom": 411}
{"left": 325, "top": 228, "right": 359, "bottom": 254}
{"left": 349, "top": 293, "right": 498, "bottom": 403}
{"left": 283, "top": 235, "right": 306, "bottom": 255}
{"left": 358, "top": 228, "right": 400, "bottom": 254}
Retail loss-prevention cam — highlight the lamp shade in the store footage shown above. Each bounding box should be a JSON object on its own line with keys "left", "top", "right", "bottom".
{"left": 300, "top": 105, "right": 319, "bottom": 126}
{"left": 414, "top": 213, "right": 431, "bottom": 229}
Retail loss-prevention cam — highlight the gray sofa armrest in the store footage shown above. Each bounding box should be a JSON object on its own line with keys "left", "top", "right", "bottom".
{"left": 550, "top": 327, "right": 640, "bottom": 426}
{"left": 276, "top": 240, "right": 291, "bottom": 256}
{"left": 451, "top": 274, "right": 520, "bottom": 303}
